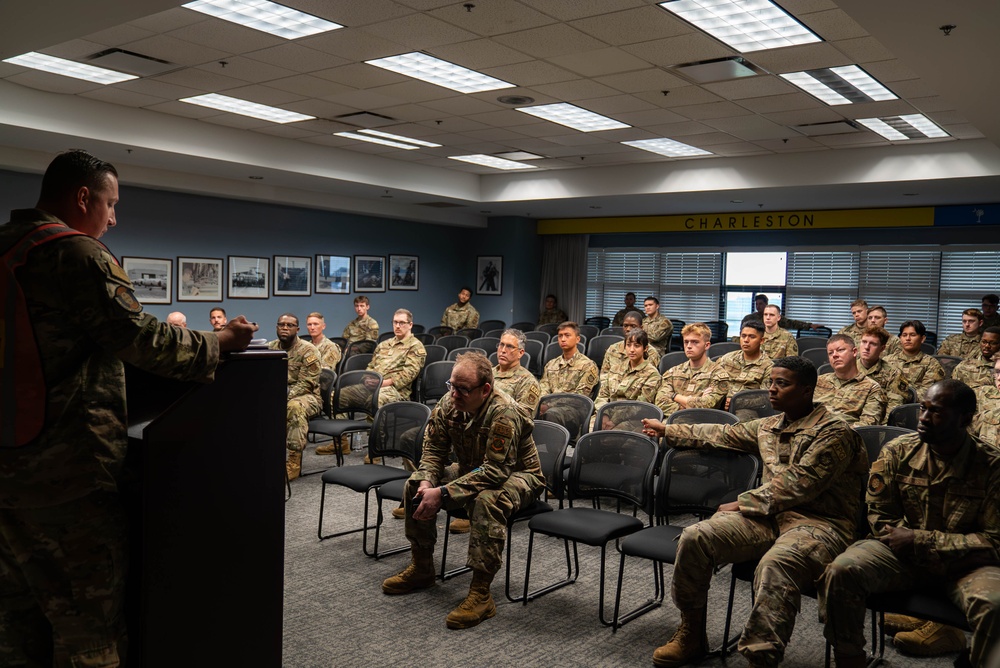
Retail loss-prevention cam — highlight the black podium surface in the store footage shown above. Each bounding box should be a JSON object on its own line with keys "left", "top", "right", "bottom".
{"left": 124, "top": 349, "right": 287, "bottom": 667}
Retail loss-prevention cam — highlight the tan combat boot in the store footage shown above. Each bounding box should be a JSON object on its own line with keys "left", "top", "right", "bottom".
{"left": 391, "top": 506, "right": 406, "bottom": 519}
{"left": 894, "top": 621, "right": 966, "bottom": 656}
{"left": 652, "top": 607, "right": 709, "bottom": 667}
{"left": 382, "top": 548, "right": 436, "bottom": 595}
{"left": 341, "top": 435, "right": 352, "bottom": 455}
{"left": 449, "top": 518, "right": 471, "bottom": 534}
{"left": 314, "top": 440, "right": 339, "bottom": 455}
{"left": 445, "top": 570, "right": 497, "bottom": 629}
{"left": 883, "top": 613, "right": 925, "bottom": 635}
{"left": 286, "top": 451, "right": 302, "bottom": 481}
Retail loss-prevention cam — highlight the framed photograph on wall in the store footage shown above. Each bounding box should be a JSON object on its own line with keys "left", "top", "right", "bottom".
{"left": 476, "top": 255, "right": 502, "bottom": 296}
{"left": 388, "top": 254, "right": 419, "bottom": 291}
{"left": 123, "top": 256, "right": 171, "bottom": 305}
{"left": 354, "top": 255, "right": 385, "bottom": 293}
{"left": 177, "top": 256, "right": 223, "bottom": 302}
{"left": 273, "top": 255, "right": 311, "bottom": 296}
{"left": 227, "top": 256, "right": 269, "bottom": 299}
{"left": 316, "top": 254, "right": 350, "bottom": 294}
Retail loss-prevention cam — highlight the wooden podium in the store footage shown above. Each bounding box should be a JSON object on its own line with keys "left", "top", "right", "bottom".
{"left": 124, "top": 348, "right": 287, "bottom": 667}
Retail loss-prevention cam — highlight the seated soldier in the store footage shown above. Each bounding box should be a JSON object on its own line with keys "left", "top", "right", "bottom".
{"left": 741, "top": 293, "right": 820, "bottom": 332}
{"left": 537, "top": 294, "right": 568, "bottom": 326}
{"left": 884, "top": 319, "right": 945, "bottom": 401}
{"left": 305, "top": 311, "right": 342, "bottom": 371}
{"left": 937, "top": 308, "right": 983, "bottom": 359}
{"left": 492, "top": 329, "right": 541, "bottom": 416}
{"left": 761, "top": 304, "right": 799, "bottom": 359}
{"left": 594, "top": 329, "right": 661, "bottom": 432}
{"left": 441, "top": 287, "right": 479, "bottom": 331}
{"left": 866, "top": 306, "right": 901, "bottom": 357}
{"left": 983, "top": 294, "right": 1000, "bottom": 331}
{"left": 343, "top": 295, "right": 379, "bottom": 343}
{"left": 655, "top": 322, "right": 730, "bottom": 417}
{"left": 858, "top": 325, "right": 915, "bottom": 419}
{"left": 953, "top": 326, "right": 1000, "bottom": 391}
{"left": 267, "top": 313, "right": 321, "bottom": 480}
{"left": 971, "top": 357, "right": 1000, "bottom": 448}
{"left": 717, "top": 320, "right": 773, "bottom": 416}
{"left": 838, "top": 299, "right": 869, "bottom": 347}
{"left": 643, "top": 296, "right": 674, "bottom": 357}
{"left": 601, "top": 310, "right": 660, "bottom": 374}
{"left": 537, "top": 321, "right": 599, "bottom": 439}
{"left": 611, "top": 292, "right": 637, "bottom": 327}
{"left": 819, "top": 380, "right": 1000, "bottom": 668}
{"left": 814, "top": 334, "right": 887, "bottom": 425}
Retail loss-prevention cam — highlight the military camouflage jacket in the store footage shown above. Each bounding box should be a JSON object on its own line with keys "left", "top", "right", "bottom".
{"left": 268, "top": 337, "right": 321, "bottom": 401}
{"left": 867, "top": 432, "right": 1000, "bottom": 575}
{"left": 539, "top": 351, "right": 599, "bottom": 397}
{"left": 937, "top": 332, "right": 981, "bottom": 360}
{"left": 814, "top": 372, "right": 887, "bottom": 426}
{"left": 655, "top": 357, "right": 731, "bottom": 415}
{"left": 883, "top": 349, "right": 945, "bottom": 401}
{"left": 973, "top": 386, "right": 1000, "bottom": 449}
{"left": 342, "top": 314, "right": 379, "bottom": 342}
{"left": 718, "top": 350, "right": 774, "bottom": 398}
{"left": 537, "top": 307, "right": 568, "bottom": 326}
{"left": 441, "top": 302, "right": 479, "bottom": 330}
{"left": 601, "top": 341, "right": 660, "bottom": 376}
{"left": 643, "top": 314, "right": 674, "bottom": 356}
{"left": 611, "top": 307, "right": 632, "bottom": 327}
{"left": 762, "top": 328, "right": 799, "bottom": 359}
{"left": 745, "top": 312, "right": 811, "bottom": 332}
{"left": 953, "top": 353, "right": 996, "bottom": 391}
{"left": 595, "top": 357, "right": 661, "bottom": 409}
{"left": 370, "top": 333, "right": 427, "bottom": 400}
{"left": 1, "top": 210, "right": 220, "bottom": 508}
{"left": 413, "top": 389, "right": 544, "bottom": 505}
{"left": 664, "top": 404, "right": 867, "bottom": 540}
{"left": 313, "top": 335, "right": 342, "bottom": 371}
{"left": 493, "top": 363, "right": 541, "bottom": 416}
{"left": 859, "top": 358, "right": 914, "bottom": 418}
{"left": 982, "top": 314, "right": 1000, "bottom": 332}
{"left": 882, "top": 335, "right": 902, "bottom": 358}
{"left": 838, "top": 323, "right": 865, "bottom": 347}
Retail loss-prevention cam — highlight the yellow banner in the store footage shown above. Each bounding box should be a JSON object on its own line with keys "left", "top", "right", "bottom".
{"left": 537, "top": 208, "right": 935, "bottom": 235}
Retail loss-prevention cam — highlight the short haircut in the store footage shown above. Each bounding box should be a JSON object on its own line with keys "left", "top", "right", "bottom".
{"left": 983, "top": 294, "right": 999, "bottom": 306}
{"left": 623, "top": 310, "right": 644, "bottom": 324}
{"left": 773, "top": 355, "right": 817, "bottom": 388}
{"left": 278, "top": 312, "right": 299, "bottom": 326}
{"left": 869, "top": 305, "right": 887, "bottom": 318}
{"left": 460, "top": 286, "right": 473, "bottom": 294}
{"left": 545, "top": 294, "right": 557, "bottom": 301}
{"left": 38, "top": 150, "right": 118, "bottom": 203}
{"left": 394, "top": 308, "right": 413, "bottom": 323}
{"left": 682, "top": 322, "right": 711, "bottom": 342}
{"left": 625, "top": 328, "right": 649, "bottom": 350}
{"left": 307, "top": 312, "right": 324, "bottom": 321}
{"left": 502, "top": 328, "right": 526, "bottom": 350}
{"left": 210, "top": 307, "right": 226, "bottom": 317}
{"left": 557, "top": 321, "right": 580, "bottom": 335}
{"left": 763, "top": 303, "right": 782, "bottom": 315}
{"left": 861, "top": 325, "right": 889, "bottom": 346}
{"left": 827, "top": 333, "right": 855, "bottom": 348}
{"left": 899, "top": 319, "right": 926, "bottom": 336}
{"left": 625, "top": 292, "right": 636, "bottom": 298}
{"left": 755, "top": 294, "right": 769, "bottom": 304}
{"left": 741, "top": 320, "right": 765, "bottom": 335}
{"left": 354, "top": 295, "right": 369, "bottom": 306}
{"left": 455, "top": 351, "right": 493, "bottom": 386}
{"left": 644, "top": 296, "right": 659, "bottom": 305}
{"left": 984, "top": 326, "right": 1000, "bottom": 338}
{"left": 851, "top": 299, "right": 869, "bottom": 309}
{"left": 933, "top": 379, "right": 977, "bottom": 416}
{"left": 964, "top": 308, "right": 984, "bottom": 320}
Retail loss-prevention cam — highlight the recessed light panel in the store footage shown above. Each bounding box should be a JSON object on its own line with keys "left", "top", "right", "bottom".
{"left": 781, "top": 65, "right": 896, "bottom": 105}
{"left": 358, "top": 129, "right": 441, "bottom": 148}
{"left": 516, "top": 103, "right": 630, "bottom": 132}
{"left": 365, "top": 52, "right": 514, "bottom": 93}
{"left": 856, "top": 114, "right": 949, "bottom": 141}
{"left": 183, "top": 0, "right": 342, "bottom": 39}
{"left": 180, "top": 93, "right": 314, "bottom": 123}
{"left": 622, "top": 138, "right": 712, "bottom": 157}
{"left": 449, "top": 155, "right": 538, "bottom": 170}
{"left": 658, "top": 0, "right": 820, "bottom": 53}
{"left": 334, "top": 132, "right": 420, "bottom": 149}
{"left": 3, "top": 52, "right": 137, "bottom": 84}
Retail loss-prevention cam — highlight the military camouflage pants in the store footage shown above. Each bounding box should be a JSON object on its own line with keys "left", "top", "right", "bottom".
{"left": 403, "top": 471, "right": 542, "bottom": 576}
{"left": 672, "top": 511, "right": 846, "bottom": 667}
{"left": 287, "top": 394, "right": 320, "bottom": 453}
{"left": 376, "top": 385, "right": 405, "bottom": 408}
{"left": 818, "top": 538, "right": 1000, "bottom": 665}
{"left": 0, "top": 492, "right": 127, "bottom": 667}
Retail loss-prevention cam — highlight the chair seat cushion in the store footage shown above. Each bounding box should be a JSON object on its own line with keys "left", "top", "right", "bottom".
{"left": 620, "top": 524, "right": 683, "bottom": 563}
{"left": 867, "top": 591, "right": 970, "bottom": 630}
{"left": 528, "top": 507, "right": 644, "bottom": 546}
{"left": 309, "top": 419, "right": 370, "bottom": 438}
{"left": 377, "top": 478, "right": 407, "bottom": 502}
{"left": 320, "top": 465, "right": 411, "bottom": 492}
{"left": 511, "top": 499, "right": 553, "bottom": 523}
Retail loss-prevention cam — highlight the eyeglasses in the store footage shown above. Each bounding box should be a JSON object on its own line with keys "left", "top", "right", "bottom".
{"left": 445, "top": 380, "right": 484, "bottom": 397}
{"left": 276, "top": 322, "right": 297, "bottom": 329}
{"left": 392, "top": 320, "right": 411, "bottom": 326}
{"left": 497, "top": 342, "right": 519, "bottom": 351}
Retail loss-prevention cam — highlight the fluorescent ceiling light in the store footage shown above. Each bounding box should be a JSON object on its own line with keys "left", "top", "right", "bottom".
{"left": 183, "top": 0, "right": 341, "bottom": 39}
{"left": 516, "top": 103, "right": 630, "bottom": 132}
{"left": 856, "top": 114, "right": 949, "bottom": 141}
{"left": 334, "top": 132, "right": 420, "bottom": 149}
{"left": 358, "top": 129, "right": 441, "bottom": 148}
{"left": 3, "top": 52, "right": 137, "bottom": 84}
{"left": 622, "top": 138, "right": 713, "bottom": 157}
{"left": 658, "top": 0, "right": 820, "bottom": 53}
{"left": 180, "top": 93, "right": 314, "bottom": 123}
{"left": 365, "top": 52, "right": 514, "bottom": 93}
{"left": 449, "top": 155, "right": 538, "bottom": 170}
{"left": 781, "top": 65, "right": 896, "bottom": 105}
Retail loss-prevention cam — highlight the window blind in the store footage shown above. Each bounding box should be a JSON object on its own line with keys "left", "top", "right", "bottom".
{"left": 786, "top": 252, "right": 860, "bottom": 331}
{"left": 937, "top": 251, "right": 1000, "bottom": 336}
{"left": 858, "top": 250, "right": 941, "bottom": 335}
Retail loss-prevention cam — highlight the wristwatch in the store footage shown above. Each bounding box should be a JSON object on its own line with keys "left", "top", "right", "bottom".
{"left": 438, "top": 485, "right": 450, "bottom": 501}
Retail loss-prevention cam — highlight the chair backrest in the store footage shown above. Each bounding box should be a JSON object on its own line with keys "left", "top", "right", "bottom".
{"left": 470, "top": 336, "right": 501, "bottom": 354}
{"left": 410, "top": 324, "right": 425, "bottom": 334}
{"left": 817, "top": 363, "right": 833, "bottom": 375}
{"left": 342, "top": 352, "right": 373, "bottom": 373}
{"left": 669, "top": 320, "right": 685, "bottom": 351}
{"left": 705, "top": 321, "right": 729, "bottom": 343}
{"left": 479, "top": 319, "right": 505, "bottom": 333}
{"left": 377, "top": 331, "right": 395, "bottom": 343}
{"left": 447, "top": 346, "right": 486, "bottom": 362}
{"left": 594, "top": 400, "right": 663, "bottom": 434}
{"left": 707, "top": 341, "right": 740, "bottom": 359}
{"left": 854, "top": 425, "right": 914, "bottom": 464}
{"left": 567, "top": 431, "right": 658, "bottom": 510}
{"left": 585, "top": 316, "right": 611, "bottom": 330}
{"left": 728, "top": 389, "right": 779, "bottom": 421}
{"left": 659, "top": 351, "right": 688, "bottom": 374}
{"left": 368, "top": 401, "right": 432, "bottom": 464}
{"left": 330, "top": 336, "right": 348, "bottom": 349}
{"left": 886, "top": 403, "right": 920, "bottom": 431}
{"left": 423, "top": 344, "right": 448, "bottom": 366}
{"left": 420, "top": 361, "right": 455, "bottom": 404}
{"left": 601, "top": 326, "right": 625, "bottom": 336}
{"left": 666, "top": 408, "right": 740, "bottom": 426}
{"left": 456, "top": 328, "right": 483, "bottom": 340}
{"left": 796, "top": 335, "right": 830, "bottom": 352}
{"left": 537, "top": 323, "right": 560, "bottom": 338}
{"left": 934, "top": 355, "right": 963, "bottom": 379}
{"left": 413, "top": 332, "right": 435, "bottom": 345}
{"left": 924, "top": 331, "right": 938, "bottom": 346}
{"left": 340, "top": 339, "right": 376, "bottom": 372}
{"left": 535, "top": 393, "right": 595, "bottom": 445}
{"left": 587, "top": 334, "right": 623, "bottom": 369}
{"left": 317, "top": 368, "right": 337, "bottom": 417}
{"left": 484, "top": 328, "right": 505, "bottom": 339}
{"left": 578, "top": 324, "right": 599, "bottom": 340}
{"left": 655, "top": 446, "right": 760, "bottom": 517}
{"left": 331, "top": 369, "right": 383, "bottom": 417}
{"left": 525, "top": 330, "right": 551, "bottom": 346}
{"left": 426, "top": 325, "right": 453, "bottom": 338}
{"left": 531, "top": 420, "right": 571, "bottom": 499}
{"left": 797, "top": 326, "right": 833, "bottom": 338}
{"left": 543, "top": 341, "right": 584, "bottom": 369}
{"left": 510, "top": 321, "right": 536, "bottom": 332}
{"left": 920, "top": 341, "right": 936, "bottom": 355}
{"left": 524, "top": 339, "right": 545, "bottom": 375}
{"left": 802, "top": 347, "right": 829, "bottom": 369}
{"left": 488, "top": 351, "right": 530, "bottom": 368}
{"left": 436, "top": 334, "right": 471, "bottom": 353}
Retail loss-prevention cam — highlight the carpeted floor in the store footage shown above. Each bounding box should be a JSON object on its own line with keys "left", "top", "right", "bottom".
{"left": 281, "top": 447, "right": 962, "bottom": 667}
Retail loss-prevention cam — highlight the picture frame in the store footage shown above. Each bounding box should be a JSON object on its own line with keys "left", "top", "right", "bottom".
{"left": 476, "top": 255, "right": 502, "bottom": 296}
{"left": 123, "top": 256, "right": 171, "bottom": 305}
{"left": 354, "top": 255, "right": 385, "bottom": 293}
{"left": 273, "top": 255, "right": 311, "bottom": 296}
{"left": 177, "top": 256, "right": 223, "bottom": 302}
{"left": 315, "top": 254, "right": 351, "bottom": 294}
{"left": 388, "top": 254, "right": 419, "bottom": 291}
{"left": 227, "top": 256, "right": 269, "bottom": 299}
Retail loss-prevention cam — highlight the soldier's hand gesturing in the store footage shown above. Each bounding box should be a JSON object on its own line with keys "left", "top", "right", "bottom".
{"left": 878, "top": 526, "right": 915, "bottom": 554}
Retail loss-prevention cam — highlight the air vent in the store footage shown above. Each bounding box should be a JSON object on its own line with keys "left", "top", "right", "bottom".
{"left": 416, "top": 202, "right": 465, "bottom": 208}
{"left": 87, "top": 48, "right": 177, "bottom": 77}
{"left": 334, "top": 111, "right": 397, "bottom": 128}
{"left": 795, "top": 121, "right": 859, "bottom": 136}
{"left": 673, "top": 56, "right": 765, "bottom": 83}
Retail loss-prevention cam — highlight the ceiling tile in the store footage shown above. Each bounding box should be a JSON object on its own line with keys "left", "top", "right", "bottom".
{"left": 508, "top": 123, "right": 575, "bottom": 138}
{"left": 707, "top": 142, "right": 770, "bottom": 156}
{"left": 298, "top": 28, "right": 408, "bottom": 62}
{"left": 152, "top": 68, "right": 248, "bottom": 94}
{"left": 572, "top": 151, "right": 663, "bottom": 165}
{"left": 749, "top": 42, "right": 852, "bottom": 74}
{"left": 541, "top": 133, "right": 612, "bottom": 147}
{"left": 880, "top": 78, "right": 935, "bottom": 100}
{"left": 482, "top": 60, "right": 578, "bottom": 86}
{"left": 393, "top": 0, "right": 457, "bottom": 10}
{"left": 522, "top": 0, "right": 644, "bottom": 22}
{"left": 703, "top": 115, "right": 799, "bottom": 141}
{"left": 421, "top": 95, "right": 504, "bottom": 115}
{"left": 128, "top": 8, "right": 205, "bottom": 33}
{"left": 360, "top": 13, "right": 477, "bottom": 49}
{"left": 144, "top": 100, "right": 223, "bottom": 119}
{"left": 862, "top": 59, "right": 919, "bottom": 83}
{"left": 293, "top": 0, "right": 416, "bottom": 26}
{"left": 221, "top": 84, "right": 307, "bottom": 106}
{"left": 493, "top": 24, "right": 607, "bottom": 59}
{"left": 783, "top": 0, "right": 838, "bottom": 13}
{"left": 321, "top": 88, "right": 408, "bottom": 109}
{"left": 846, "top": 98, "right": 918, "bottom": 117}
{"left": 574, "top": 94, "right": 657, "bottom": 115}
{"left": 926, "top": 110, "right": 967, "bottom": 125}
{"left": 199, "top": 113, "right": 274, "bottom": 130}
{"left": 644, "top": 120, "right": 724, "bottom": 137}
{"left": 370, "top": 79, "right": 459, "bottom": 104}
{"left": 738, "top": 92, "right": 824, "bottom": 114}
{"left": 595, "top": 68, "right": 688, "bottom": 94}
{"left": 831, "top": 36, "right": 894, "bottom": 63}
{"left": 465, "top": 108, "right": 554, "bottom": 128}
{"left": 428, "top": 0, "right": 558, "bottom": 37}
{"left": 295, "top": 118, "right": 356, "bottom": 134}
{"left": 753, "top": 136, "right": 826, "bottom": 152}
{"left": 762, "top": 107, "right": 845, "bottom": 126}
{"left": 944, "top": 124, "right": 985, "bottom": 140}
{"left": 79, "top": 87, "right": 165, "bottom": 108}
{"left": 166, "top": 20, "right": 285, "bottom": 54}
{"left": 116, "top": 77, "right": 203, "bottom": 100}
{"left": 194, "top": 57, "right": 297, "bottom": 84}
{"left": 701, "top": 75, "right": 797, "bottom": 100}
{"left": 547, "top": 47, "right": 652, "bottom": 78}
{"left": 682, "top": 132, "right": 743, "bottom": 147}
{"left": 5, "top": 71, "right": 103, "bottom": 95}
{"left": 371, "top": 104, "right": 446, "bottom": 122}
{"left": 243, "top": 43, "right": 345, "bottom": 73}
{"left": 907, "top": 96, "right": 952, "bottom": 113}
{"left": 460, "top": 127, "right": 535, "bottom": 142}
{"left": 121, "top": 34, "right": 231, "bottom": 67}
{"left": 531, "top": 78, "right": 622, "bottom": 102}
{"left": 281, "top": 98, "right": 358, "bottom": 119}
{"left": 375, "top": 122, "right": 449, "bottom": 137}
{"left": 43, "top": 39, "right": 107, "bottom": 59}
{"left": 85, "top": 24, "right": 156, "bottom": 47}
{"left": 622, "top": 34, "right": 732, "bottom": 69}
{"left": 611, "top": 107, "right": 688, "bottom": 126}
{"left": 428, "top": 39, "right": 534, "bottom": 70}
{"left": 634, "top": 86, "right": 722, "bottom": 109}
{"left": 569, "top": 6, "right": 691, "bottom": 46}
{"left": 672, "top": 101, "right": 750, "bottom": 121}
{"left": 415, "top": 116, "right": 491, "bottom": 132}
{"left": 312, "top": 63, "right": 404, "bottom": 88}
{"left": 253, "top": 124, "right": 324, "bottom": 139}
{"left": 815, "top": 133, "right": 886, "bottom": 147}
{"left": 799, "top": 9, "right": 869, "bottom": 41}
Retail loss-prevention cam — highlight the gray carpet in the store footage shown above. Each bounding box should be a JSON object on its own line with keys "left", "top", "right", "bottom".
{"left": 282, "top": 448, "right": 961, "bottom": 667}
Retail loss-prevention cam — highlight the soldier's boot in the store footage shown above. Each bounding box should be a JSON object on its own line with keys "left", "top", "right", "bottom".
{"left": 449, "top": 518, "right": 471, "bottom": 534}
{"left": 883, "top": 613, "right": 926, "bottom": 635}
{"left": 445, "top": 571, "right": 497, "bottom": 629}
{"left": 286, "top": 451, "right": 302, "bottom": 481}
{"left": 382, "top": 548, "right": 436, "bottom": 595}
{"left": 833, "top": 651, "right": 867, "bottom": 668}
{"left": 652, "top": 607, "right": 708, "bottom": 667}
{"left": 341, "top": 435, "right": 352, "bottom": 455}
{"left": 391, "top": 505, "right": 406, "bottom": 519}
{"left": 894, "top": 622, "right": 966, "bottom": 656}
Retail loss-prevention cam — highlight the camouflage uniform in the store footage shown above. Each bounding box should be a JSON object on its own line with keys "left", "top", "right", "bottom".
{"left": 312, "top": 335, "right": 342, "bottom": 371}
{"left": 718, "top": 350, "right": 774, "bottom": 399}
{"left": 537, "top": 307, "right": 567, "bottom": 326}
{"left": 859, "top": 358, "right": 914, "bottom": 419}
{"left": 595, "top": 358, "right": 661, "bottom": 431}
{"left": 838, "top": 323, "right": 865, "bottom": 347}
{"left": 953, "top": 353, "right": 997, "bottom": 391}
{"left": 972, "top": 386, "right": 1000, "bottom": 449}
{"left": 611, "top": 308, "right": 631, "bottom": 327}
{"left": 404, "top": 390, "right": 545, "bottom": 577}
{"left": 268, "top": 337, "right": 321, "bottom": 453}
{"left": 743, "top": 312, "right": 811, "bottom": 332}
{"left": 655, "top": 358, "right": 731, "bottom": 416}
{"left": 762, "top": 328, "right": 799, "bottom": 359}
{"left": 938, "top": 332, "right": 981, "bottom": 360}
{"left": 0, "top": 209, "right": 220, "bottom": 667}
{"left": 342, "top": 314, "right": 379, "bottom": 343}
{"left": 983, "top": 313, "right": 1000, "bottom": 332}
{"left": 665, "top": 404, "right": 867, "bottom": 666}
{"left": 538, "top": 351, "right": 599, "bottom": 438}
{"left": 368, "top": 333, "right": 426, "bottom": 405}
{"left": 882, "top": 334, "right": 902, "bottom": 358}
{"left": 441, "top": 302, "right": 479, "bottom": 331}
{"left": 643, "top": 314, "right": 674, "bottom": 356}
{"left": 493, "top": 364, "right": 541, "bottom": 416}
{"left": 883, "top": 349, "right": 945, "bottom": 401}
{"left": 814, "top": 372, "right": 887, "bottom": 426}
{"left": 601, "top": 341, "right": 660, "bottom": 376}
{"left": 819, "top": 433, "right": 1000, "bottom": 666}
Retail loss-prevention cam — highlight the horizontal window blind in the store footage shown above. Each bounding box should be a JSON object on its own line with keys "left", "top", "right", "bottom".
{"left": 859, "top": 250, "right": 940, "bottom": 336}
{"left": 786, "top": 252, "right": 860, "bottom": 331}
{"left": 659, "top": 252, "right": 721, "bottom": 322}
{"left": 937, "top": 251, "right": 1000, "bottom": 336}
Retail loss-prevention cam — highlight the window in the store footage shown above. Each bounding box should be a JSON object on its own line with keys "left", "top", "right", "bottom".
{"left": 859, "top": 250, "right": 940, "bottom": 336}
{"left": 937, "top": 251, "right": 1000, "bottom": 336}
